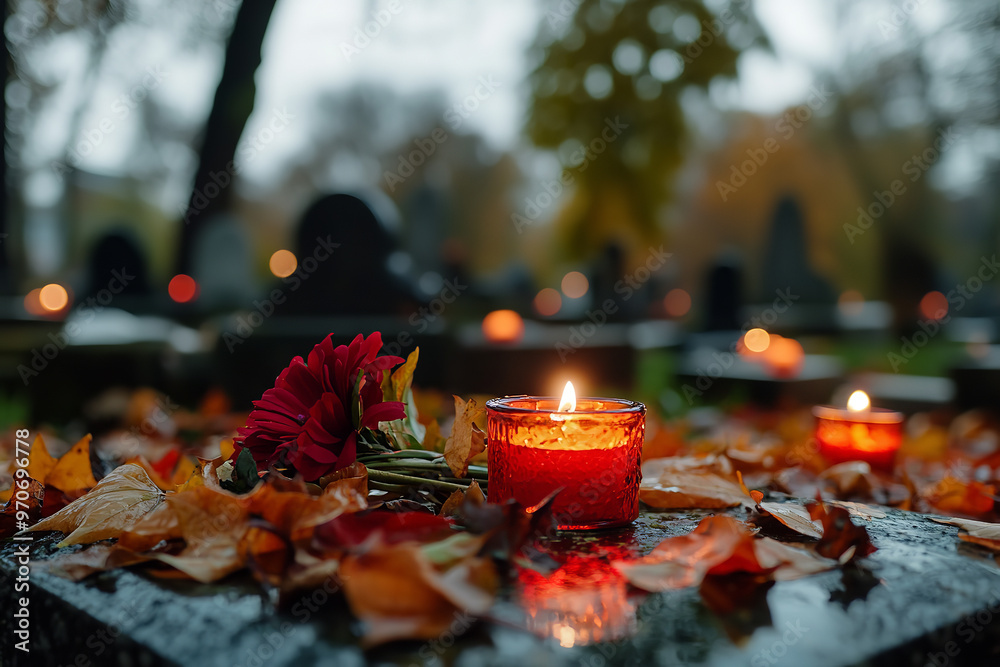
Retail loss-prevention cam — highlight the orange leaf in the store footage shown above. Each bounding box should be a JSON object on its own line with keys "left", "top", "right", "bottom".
{"left": 27, "top": 434, "right": 58, "bottom": 484}
{"left": 444, "top": 396, "right": 485, "bottom": 478}
{"left": 340, "top": 539, "right": 495, "bottom": 647}
{"left": 45, "top": 434, "right": 98, "bottom": 498}
{"left": 615, "top": 516, "right": 764, "bottom": 591}
{"left": 615, "top": 515, "right": 833, "bottom": 592}
{"left": 144, "top": 486, "right": 250, "bottom": 583}
{"left": 923, "top": 477, "right": 996, "bottom": 517}
{"left": 25, "top": 464, "right": 164, "bottom": 546}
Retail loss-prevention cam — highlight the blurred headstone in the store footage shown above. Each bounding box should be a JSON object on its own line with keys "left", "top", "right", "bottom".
{"left": 191, "top": 216, "right": 257, "bottom": 309}
{"left": 704, "top": 251, "right": 743, "bottom": 331}
{"left": 761, "top": 196, "right": 835, "bottom": 304}
{"left": 287, "top": 193, "right": 418, "bottom": 314}
{"left": 87, "top": 230, "right": 151, "bottom": 299}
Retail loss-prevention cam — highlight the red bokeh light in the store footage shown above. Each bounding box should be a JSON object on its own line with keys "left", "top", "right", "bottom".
{"left": 168, "top": 274, "right": 199, "bottom": 303}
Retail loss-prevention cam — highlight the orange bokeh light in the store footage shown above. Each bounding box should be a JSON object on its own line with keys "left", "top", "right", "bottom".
{"left": 561, "top": 271, "right": 589, "bottom": 299}
{"left": 269, "top": 249, "right": 297, "bottom": 278}
{"left": 39, "top": 283, "right": 69, "bottom": 312}
{"left": 919, "top": 291, "right": 948, "bottom": 321}
{"left": 24, "top": 288, "right": 45, "bottom": 316}
{"left": 762, "top": 335, "right": 804, "bottom": 378}
{"left": 534, "top": 288, "right": 562, "bottom": 317}
{"left": 482, "top": 309, "right": 525, "bottom": 344}
{"left": 663, "top": 288, "right": 691, "bottom": 318}
{"left": 168, "top": 274, "right": 199, "bottom": 303}
{"left": 744, "top": 328, "right": 770, "bottom": 353}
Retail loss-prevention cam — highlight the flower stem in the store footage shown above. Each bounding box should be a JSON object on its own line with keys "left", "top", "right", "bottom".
{"left": 366, "top": 469, "right": 470, "bottom": 492}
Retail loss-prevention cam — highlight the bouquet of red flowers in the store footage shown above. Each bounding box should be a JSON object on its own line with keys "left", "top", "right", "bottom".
{"left": 232, "top": 332, "right": 486, "bottom": 498}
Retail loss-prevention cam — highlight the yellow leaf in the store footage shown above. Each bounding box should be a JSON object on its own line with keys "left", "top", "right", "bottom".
{"left": 27, "top": 434, "right": 58, "bottom": 484}
{"left": 45, "top": 434, "right": 98, "bottom": 498}
{"left": 26, "top": 464, "right": 164, "bottom": 547}
{"left": 444, "top": 396, "right": 485, "bottom": 479}
{"left": 390, "top": 348, "right": 420, "bottom": 403}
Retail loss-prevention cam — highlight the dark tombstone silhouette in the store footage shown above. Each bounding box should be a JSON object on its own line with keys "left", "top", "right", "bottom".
{"left": 883, "top": 231, "right": 937, "bottom": 335}
{"left": 761, "top": 196, "right": 835, "bottom": 304}
{"left": 286, "top": 193, "right": 418, "bottom": 315}
{"left": 703, "top": 252, "right": 743, "bottom": 331}
{"left": 87, "top": 230, "right": 151, "bottom": 301}
{"left": 591, "top": 242, "right": 645, "bottom": 321}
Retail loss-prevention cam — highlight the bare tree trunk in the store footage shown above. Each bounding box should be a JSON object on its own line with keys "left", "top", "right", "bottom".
{"left": 175, "top": 0, "right": 279, "bottom": 275}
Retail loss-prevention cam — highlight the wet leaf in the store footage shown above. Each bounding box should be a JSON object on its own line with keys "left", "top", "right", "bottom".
{"left": 931, "top": 517, "right": 1000, "bottom": 551}
{"left": 444, "top": 396, "right": 485, "bottom": 478}
{"left": 25, "top": 464, "right": 164, "bottom": 547}
{"left": 615, "top": 515, "right": 834, "bottom": 593}
{"left": 340, "top": 539, "right": 496, "bottom": 647}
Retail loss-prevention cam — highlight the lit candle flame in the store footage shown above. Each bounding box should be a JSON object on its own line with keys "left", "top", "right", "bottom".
{"left": 847, "top": 390, "right": 871, "bottom": 412}
{"left": 558, "top": 381, "right": 576, "bottom": 412}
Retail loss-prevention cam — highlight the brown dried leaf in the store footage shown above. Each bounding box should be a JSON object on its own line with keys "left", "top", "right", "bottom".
{"left": 640, "top": 459, "right": 748, "bottom": 509}
{"left": 931, "top": 517, "right": 1000, "bottom": 551}
{"left": 25, "top": 464, "right": 164, "bottom": 547}
{"left": 737, "top": 471, "right": 822, "bottom": 539}
{"left": 444, "top": 396, "right": 485, "bottom": 478}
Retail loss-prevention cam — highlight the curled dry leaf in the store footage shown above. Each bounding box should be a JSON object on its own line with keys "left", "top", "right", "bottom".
{"left": 738, "top": 472, "right": 822, "bottom": 539}
{"left": 24, "top": 464, "right": 164, "bottom": 547}
{"left": 807, "top": 500, "right": 877, "bottom": 563}
{"left": 444, "top": 396, "right": 485, "bottom": 478}
{"left": 930, "top": 517, "right": 1000, "bottom": 551}
{"left": 640, "top": 458, "right": 748, "bottom": 509}
{"left": 440, "top": 480, "right": 484, "bottom": 517}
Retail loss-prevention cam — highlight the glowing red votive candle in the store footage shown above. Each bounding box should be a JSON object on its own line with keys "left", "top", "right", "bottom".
{"left": 486, "top": 383, "right": 645, "bottom": 530}
{"left": 813, "top": 391, "right": 903, "bottom": 471}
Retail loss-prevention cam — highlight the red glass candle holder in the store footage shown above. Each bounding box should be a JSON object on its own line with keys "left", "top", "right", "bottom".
{"left": 486, "top": 396, "right": 645, "bottom": 530}
{"left": 813, "top": 405, "right": 903, "bottom": 471}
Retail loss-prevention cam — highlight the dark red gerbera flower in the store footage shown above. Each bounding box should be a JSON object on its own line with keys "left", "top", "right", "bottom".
{"left": 234, "top": 333, "right": 405, "bottom": 481}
